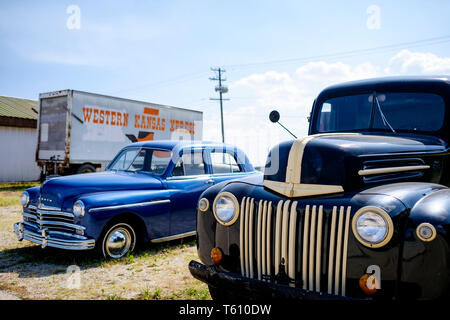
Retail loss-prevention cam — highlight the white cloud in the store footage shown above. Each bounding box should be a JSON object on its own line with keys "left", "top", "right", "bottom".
{"left": 385, "top": 50, "right": 450, "bottom": 74}
{"left": 208, "top": 50, "right": 450, "bottom": 167}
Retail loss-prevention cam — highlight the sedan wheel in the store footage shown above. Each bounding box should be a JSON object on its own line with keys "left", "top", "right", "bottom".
{"left": 101, "top": 223, "right": 136, "bottom": 259}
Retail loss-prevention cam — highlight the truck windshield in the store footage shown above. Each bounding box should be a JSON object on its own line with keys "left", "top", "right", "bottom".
{"left": 316, "top": 92, "right": 445, "bottom": 133}
{"left": 108, "top": 148, "right": 172, "bottom": 175}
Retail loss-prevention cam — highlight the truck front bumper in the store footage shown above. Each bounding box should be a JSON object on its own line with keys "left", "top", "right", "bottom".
{"left": 189, "top": 260, "right": 360, "bottom": 300}
{"left": 14, "top": 222, "right": 95, "bottom": 250}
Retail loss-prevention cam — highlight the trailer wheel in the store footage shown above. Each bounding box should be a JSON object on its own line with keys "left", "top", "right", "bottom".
{"left": 77, "top": 164, "right": 96, "bottom": 174}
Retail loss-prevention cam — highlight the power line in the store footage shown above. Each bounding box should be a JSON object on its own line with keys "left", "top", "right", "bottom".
{"left": 224, "top": 35, "right": 450, "bottom": 71}
{"left": 114, "top": 70, "right": 210, "bottom": 96}
{"left": 111, "top": 34, "right": 450, "bottom": 100}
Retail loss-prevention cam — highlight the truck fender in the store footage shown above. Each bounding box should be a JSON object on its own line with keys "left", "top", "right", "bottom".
{"left": 410, "top": 188, "right": 450, "bottom": 225}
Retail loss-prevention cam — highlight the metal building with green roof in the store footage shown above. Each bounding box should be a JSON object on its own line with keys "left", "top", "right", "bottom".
{"left": 0, "top": 96, "right": 39, "bottom": 128}
{"left": 0, "top": 96, "right": 40, "bottom": 182}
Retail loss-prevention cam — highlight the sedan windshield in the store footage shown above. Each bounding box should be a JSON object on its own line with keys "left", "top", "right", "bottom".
{"left": 108, "top": 148, "right": 172, "bottom": 175}
{"left": 316, "top": 92, "right": 445, "bottom": 133}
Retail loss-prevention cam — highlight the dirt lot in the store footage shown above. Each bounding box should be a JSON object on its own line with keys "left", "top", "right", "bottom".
{"left": 0, "top": 184, "right": 210, "bottom": 300}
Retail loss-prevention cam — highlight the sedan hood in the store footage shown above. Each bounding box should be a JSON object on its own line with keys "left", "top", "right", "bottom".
{"left": 39, "top": 171, "right": 162, "bottom": 209}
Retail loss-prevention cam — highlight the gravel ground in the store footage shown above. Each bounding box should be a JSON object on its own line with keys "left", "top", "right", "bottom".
{"left": 0, "top": 290, "right": 20, "bottom": 300}
{"left": 0, "top": 204, "right": 210, "bottom": 300}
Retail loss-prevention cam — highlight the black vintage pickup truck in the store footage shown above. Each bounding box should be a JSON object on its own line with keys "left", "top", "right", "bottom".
{"left": 189, "top": 76, "right": 450, "bottom": 300}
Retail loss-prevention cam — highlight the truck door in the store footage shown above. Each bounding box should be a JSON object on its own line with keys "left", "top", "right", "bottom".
{"left": 165, "top": 148, "right": 213, "bottom": 236}
{"left": 37, "top": 93, "right": 69, "bottom": 165}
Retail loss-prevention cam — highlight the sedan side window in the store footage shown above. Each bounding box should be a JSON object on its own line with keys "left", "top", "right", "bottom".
{"left": 210, "top": 152, "right": 242, "bottom": 173}
{"left": 172, "top": 151, "right": 206, "bottom": 176}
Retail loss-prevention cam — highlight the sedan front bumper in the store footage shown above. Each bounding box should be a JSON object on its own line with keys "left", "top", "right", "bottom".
{"left": 189, "top": 260, "right": 360, "bottom": 300}
{"left": 14, "top": 222, "right": 95, "bottom": 250}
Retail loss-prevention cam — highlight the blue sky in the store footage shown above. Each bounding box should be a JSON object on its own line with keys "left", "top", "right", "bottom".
{"left": 1, "top": 0, "right": 450, "bottom": 165}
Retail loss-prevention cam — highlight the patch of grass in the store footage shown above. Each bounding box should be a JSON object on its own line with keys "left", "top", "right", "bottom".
{"left": 0, "top": 182, "right": 40, "bottom": 192}
{"left": 140, "top": 288, "right": 152, "bottom": 300}
{"left": 0, "top": 182, "right": 40, "bottom": 207}
{"left": 106, "top": 294, "right": 123, "bottom": 300}
{"left": 183, "top": 287, "right": 210, "bottom": 300}
{"left": 152, "top": 288, "right": 161, "bottom": 300}
{"left": 125, "top": 252, "right": 135, "bottom": 265}
{"left": 0, "top": 197, "right": 20, "bottom": 207}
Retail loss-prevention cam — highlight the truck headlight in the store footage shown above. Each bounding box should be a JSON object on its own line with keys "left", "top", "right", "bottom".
{"left": 73, "top": 200, "right": 85, "bottom": 217}
{"left": 20, "top": 191, "right": 29, "bottom": 207}
{"left": 352, "top": 206, "right": 393, "bottom": 248}
{"left": 213, "top": 192, "right": 240, "bottom": 226}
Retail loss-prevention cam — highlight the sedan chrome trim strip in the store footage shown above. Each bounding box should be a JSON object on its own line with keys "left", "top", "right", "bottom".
{"left": 22, "top": 214, "right": 85, "bottom": 230}
{"left": 89, "top": 199, "right": 170, "bottom": 212}
{"left": 38, "top": 204, "right": 61, "bottom": 211}
{"left": 36, "top": 209, "right": 75, "bottom": 218}
{"left": 358, "top": 165, "right": 430, "bottom": 176}
{"left": 150, "top": 230, "right": 196, "bottom": 243}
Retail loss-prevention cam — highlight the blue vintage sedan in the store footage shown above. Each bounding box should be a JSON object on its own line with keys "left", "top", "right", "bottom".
{"left": 14, "top": 140, "right": 259, "bottom": 259}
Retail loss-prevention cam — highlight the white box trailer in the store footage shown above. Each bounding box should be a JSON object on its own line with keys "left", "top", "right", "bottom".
{"left": 37, "top": 90, "right": 203, "bottom": 178}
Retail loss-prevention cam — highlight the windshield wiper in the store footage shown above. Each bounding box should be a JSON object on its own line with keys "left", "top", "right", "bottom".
{"left": 371, "top": 92, "right": 396, "bottom": 134}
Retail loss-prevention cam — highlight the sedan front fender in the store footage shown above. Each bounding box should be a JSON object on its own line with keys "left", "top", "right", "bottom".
{"left": 68, "top": 189, "right": 172, "bottom": 240}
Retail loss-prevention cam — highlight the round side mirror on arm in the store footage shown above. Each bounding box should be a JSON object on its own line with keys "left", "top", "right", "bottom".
{"left": 269, "top": 110, "right": 280, "bottom": 123}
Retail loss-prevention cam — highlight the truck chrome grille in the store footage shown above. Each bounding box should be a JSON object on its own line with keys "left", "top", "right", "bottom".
{"left": 239, "top": 197, "right": 351, "bottom": 296}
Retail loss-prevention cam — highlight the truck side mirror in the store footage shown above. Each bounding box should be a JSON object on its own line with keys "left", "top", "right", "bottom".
{"left": 269, "top": 110, "right": 280, "bottom": 123}
{"left": 269, "top": 110, "right": 297, "bottom": 139}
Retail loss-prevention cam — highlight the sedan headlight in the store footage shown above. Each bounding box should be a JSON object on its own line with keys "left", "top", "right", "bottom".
{"left": 213, "top": 192, "right": 240, "bottom": 226}
{"left": 20, "top": 191, "right": 29, "bottom": 207}
{"left": 352, "top": 206, "right": 393, "bottom": 248}
{"left": 73, "top": 200, "right": 85, "bottom": 217}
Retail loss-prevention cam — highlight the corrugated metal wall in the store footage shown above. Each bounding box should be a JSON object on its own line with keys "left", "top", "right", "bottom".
{"left": 0, "top": 125, "right": 40, "bottom": 182}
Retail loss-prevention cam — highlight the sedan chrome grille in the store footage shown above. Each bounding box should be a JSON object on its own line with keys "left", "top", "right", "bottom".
{"left": 22, "top": 205, "right": 82, "bottom": 234}
{"left": 239, "top": 197, "right": 351, "bottom": 296}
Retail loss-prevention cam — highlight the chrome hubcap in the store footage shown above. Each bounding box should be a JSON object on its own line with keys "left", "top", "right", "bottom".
{"left": 105, "top": 227, "right": 132, "bottom": 259}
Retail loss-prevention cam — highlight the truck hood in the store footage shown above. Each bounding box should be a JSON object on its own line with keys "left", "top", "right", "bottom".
{"left": 38, "top": 171, "right": 162, "bottom": 209}
{"left": 263, "top": 133, "right": 447, "bottom": 198}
